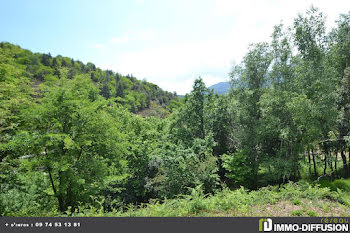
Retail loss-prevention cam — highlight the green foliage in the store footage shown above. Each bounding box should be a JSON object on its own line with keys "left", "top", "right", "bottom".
{"left": 306, "top": 210, "right": 318, "bottom": 217}
{"left": 320, "top": 179, "right": 350, "bottom": 192}
{"left": 0, "top": 42, "right": 178, "bottom": 113}
{"left": 18, "top": 76, "right": 130, "bottom": 211}
{"left": 169, "top": 78, "right": 209, "bottom": 145}
{"left": 3, "top": 7, "right": 350, "bottom": 217}
{"left": 148, "top": 137, "right": 219, "bottom": 198}
{"left": 0, "top": 171, "right": 58, "bottom": 216}
{"left": 81, "top": 182, "right": 348, "bottom": 217}
{"left": 230, "top": 42, "right": 272, "bottom": 188}
{"left": 167, "top": 99, "right": 183, "bottom": 113}
{"left": 222, "top": 151, "right": 252, "bottom": 186}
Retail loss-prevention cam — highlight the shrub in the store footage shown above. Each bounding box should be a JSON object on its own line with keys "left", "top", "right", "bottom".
{"left": 333, "top": 179, "right": 350, "bottom": 192}
{"left": 222, "top": 150, "right": 252, "bottom": 187}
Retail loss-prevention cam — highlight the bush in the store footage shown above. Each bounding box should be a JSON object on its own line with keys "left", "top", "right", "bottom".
{"left": 222, "top": 150, "right": 252, "bottom": 187}
{"left": 148, "top": 138, "right": 219, "bottom": 199}
{"left": 319, "top": 179, "right": 350, "bottom": 193}
{"left": 0, "top": 171, "right": 57, "bottom": 216}
{"left": 333, "top": 179, "right": 350, "bottom": 192}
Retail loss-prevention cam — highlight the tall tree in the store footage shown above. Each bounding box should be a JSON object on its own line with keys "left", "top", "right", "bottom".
{"left": 230, "top": 42, "right": 272, "bottom": 188}
{"left": 331, "top": 12, "right": 350, "bottom": 177}
{"left": 293, "top": 6, "right": 338, "bottom": 177}
{"left": 336, "top": 67, "right": 350, "bottom": 176}
{"left": 21, "top": 76, "right": 128, "bottom": 211}
{"left": 169, "top": 77, "right": 209, "bottom": 145}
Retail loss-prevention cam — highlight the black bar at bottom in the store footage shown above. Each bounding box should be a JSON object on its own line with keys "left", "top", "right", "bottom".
{"left": 0, "top": 217, "right": 349, "bottom": 233}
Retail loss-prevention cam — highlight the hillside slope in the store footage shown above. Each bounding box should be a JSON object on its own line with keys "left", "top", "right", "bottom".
{"left": 0, "top": 42, "right": 177, "bottom": 113}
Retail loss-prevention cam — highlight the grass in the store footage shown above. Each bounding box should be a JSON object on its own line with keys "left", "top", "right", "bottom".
{"left": 6, "top": 179, "right": 350, "bottom": 217}
{"left": 66, "top": 181, "right": 350, "bottom": 217}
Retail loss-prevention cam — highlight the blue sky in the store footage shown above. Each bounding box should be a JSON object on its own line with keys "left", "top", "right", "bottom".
{"left": 1, "top": 0, "right": 350, "bottom": 94}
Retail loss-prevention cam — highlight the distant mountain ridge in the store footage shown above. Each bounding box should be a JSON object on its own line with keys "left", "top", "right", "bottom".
{"left": 177, "top": 81, "right": 230, "bottom": 97}
{"left": 208, "top": 81, "right": 230, "bottom": 95}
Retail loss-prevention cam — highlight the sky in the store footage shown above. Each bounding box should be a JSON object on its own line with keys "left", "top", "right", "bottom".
{"left": 1, "top": 0, "right": 350, "bottom": 94}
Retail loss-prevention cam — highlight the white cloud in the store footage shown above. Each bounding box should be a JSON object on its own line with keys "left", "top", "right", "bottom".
{"left": 91, "top": 0, "right": 350, "bottom": 94}
{"left": 99, "top": 35, "right": 237, "bottom": 94}
{"left": 214, "top": 0, "right": 350, "bottom": 30}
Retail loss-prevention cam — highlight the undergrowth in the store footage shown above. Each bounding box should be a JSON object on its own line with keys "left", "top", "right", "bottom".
{"left": 64, "top": 181, "right": 350, "bottom": 217}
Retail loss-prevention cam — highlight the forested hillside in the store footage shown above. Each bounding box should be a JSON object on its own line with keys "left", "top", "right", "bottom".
{"left": 0, "top": 42, "right": 178, "bottom": 114}
{"left": 1, "top": 7, "right": 350, "bottom": 216}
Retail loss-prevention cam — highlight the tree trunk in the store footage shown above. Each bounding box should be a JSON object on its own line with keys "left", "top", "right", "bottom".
{"left": 57, "top": 195, "right": 65, "bottom": 213}
{"left": 330, "top": 154, "right": 334, "bottom": 172}
{"left": 253, "top": 162, "right": 258, "bottom": 190}
{"left": 308, "top": 149, "right": 312, "bottom": 176}
{"left": 341, "top": 150, "right": 348, "bottom": 177}
{"left": 312, "top": 149, "right": 318, "bottom": 177}
{"left": 251, "top": 152, "right": 259, "bottom": 190}
{"left": 47, "top": 167, "right": 57, "bottom": 196}
{"left": 66, "top": 184, "right": 74, "bottom": 212}
{"left": 57, "top": 171, "right": 68, "bottom": 212}
{"left": 323, "top": 154, "right": 327, "bottom": 175}
{"left": 47, "top": 168, "right": 65, "bottom": 212}
{"left": 335, "top": 149, "right": 338, "bottom": 172}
